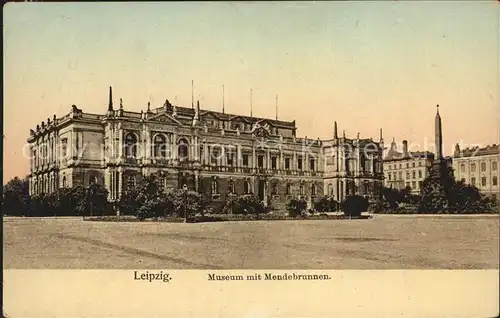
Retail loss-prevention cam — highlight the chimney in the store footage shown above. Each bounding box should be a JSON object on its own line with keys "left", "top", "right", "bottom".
{"left": 402, "top": 140, "right": 409, "bottom": 157}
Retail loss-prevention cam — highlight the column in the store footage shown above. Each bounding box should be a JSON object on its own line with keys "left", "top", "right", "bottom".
{"left": 118, "top": 125, "right": 123, "bottom": 160}
{"left": 237, "top": 145, "right": 242, "bottom": 168}
{"left": 279, "top": 147, "right": 283, "bottom": 170}
{"left": 221, "top": 145, "right": 225, "bottom": 166}
{"left": 172, "top": 132, "right": 178, "bottom": 160}
{"left": 252, "top": 146, "right": 256, "bottom": 169}
{"left": 118, "top": 169, "right": 123, "bottom": 199}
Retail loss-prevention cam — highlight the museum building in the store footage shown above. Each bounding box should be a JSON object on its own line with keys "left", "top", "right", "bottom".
{"left": 27, "top": 87, "right": 385, "bottom": 209}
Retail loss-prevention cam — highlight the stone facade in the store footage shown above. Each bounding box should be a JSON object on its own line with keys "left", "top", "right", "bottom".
{"left": 27, "top": 87, "right": 384, "bottom": 209}
{"left": 453, "top": 144, "right": 500, "bottom": 201}
{"left": 383, "top": 139, "right": 434, "bottom": 194}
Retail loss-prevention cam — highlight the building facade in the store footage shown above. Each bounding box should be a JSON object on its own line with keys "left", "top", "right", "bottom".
{"left": 383, "top": 139, "right": 434, "bottom": 194}
{"left": 453, "top": 144, "right": 499, "bottom": 201}
{"left": 27, "top": 87, "right": 385, "bottom": 210}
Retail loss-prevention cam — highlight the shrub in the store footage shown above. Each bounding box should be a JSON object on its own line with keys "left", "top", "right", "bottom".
{"left": 166, "top": 189, "right": 210, "bottom": 218}
{"left": 341, "top": 195, "right": 369, "bottom": 218}
{"left": 313, "top": 196, "right": 339, "bottom": 212}
{"left": 286, "top": 198, "right": 307, "bottom": 217}
{"left": 222, "top": 195, "right": 266, "bottom": 215}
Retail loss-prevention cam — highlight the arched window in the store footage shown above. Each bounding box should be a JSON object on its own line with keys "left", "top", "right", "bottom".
{"left": 272, "top": 182, "right": 278, "bottom": 195}
{"left": 328, "top": 183, "right": 333, "bottom": 196}
{"left": 211, "top": 180, "right": 218, "bottom": 194}
{"left": 311, "top": 184, "right": 316, "bottom": 196}
{"left": 299, "top": 184, "right": 304, "bottom": 195}
{"left": 125, "top": 133, "right": 138, "bottom": 158}
{"left": 127, "top": 175, "right": 136, "bottom": 191}
{"left": 89, "top": 175, "right": 97, "bottom": 184}
{"left": 62, "top": 176, "right": 66, "bottom": 188}
{"left": 154, "top": 134, "right": 168, "bottom": 158}
{"left": 228, "top": 180, "right": 235, "bottom": 194}
{"left": 177, "top": 138, "right": 189, "bottom": 162}
{"left": 244, "top": 181, "right": 251, "bottom": 194}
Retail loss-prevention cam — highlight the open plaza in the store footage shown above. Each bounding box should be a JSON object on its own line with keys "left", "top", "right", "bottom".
{"left": 4, "top": 214, "right": 498, "bottom": 269}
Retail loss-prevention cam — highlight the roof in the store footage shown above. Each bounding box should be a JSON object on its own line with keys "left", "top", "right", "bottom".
{"left": 454, "top": 144, "right": 499, "bottom": 158}
{"left": 384, "top": 150, "right": 434, "bottom": 161}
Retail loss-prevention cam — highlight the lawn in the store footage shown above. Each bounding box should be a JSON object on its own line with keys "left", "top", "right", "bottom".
{"left": 3, "top": 214, "right": 499, "bottom": 269}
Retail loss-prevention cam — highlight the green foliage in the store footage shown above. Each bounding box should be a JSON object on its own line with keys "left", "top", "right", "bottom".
{"left": 313, "top": 196, "right": 339, "bottom": 212}
{"left": 341, "top": 195, "right": 369, "bottom": 217}
{"left": 74, "top": 183, "right": 109, "bottom": 216}
{"left": 222, "top": 195, "right": 267, "bottom": 215}
{"left": 286, "top": 198, "right": 308, "bottom": 217}
{"left": 2, "top": 177, "right": 30, "bottom": 216}
{"left": 165, "top": 189, "right": 209, "bottom": 218}
{"left": 418, "top": 165, "right": 496, "bottom": 214}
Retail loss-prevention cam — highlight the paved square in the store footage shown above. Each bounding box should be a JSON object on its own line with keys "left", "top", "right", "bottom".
{"left": 3, "top": 215, "right": 499, "bottom": 269}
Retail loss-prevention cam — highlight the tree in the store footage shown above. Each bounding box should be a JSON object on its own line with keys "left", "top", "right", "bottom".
{"left": 2, "top": 177, "right": 30, "bottom": 216}
{"left": 286, "top": 198, "right": 308, "bottom": 217}
{"left": 341, "top": 195, "right": 369, "bottom": 218}
{"left": 74, "top": 183, "right": 109, "bottom": 216}
{"left": 222, "top": 195, "right": 266, "bottom": 215}
{"left": 313, "top": 196, "right": 339, "bottom": 212}
{"left": 166, "top": 189, "right": 209, "bottom": 219}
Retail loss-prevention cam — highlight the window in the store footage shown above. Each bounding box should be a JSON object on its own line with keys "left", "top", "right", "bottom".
{"left": 299, "top": 184, "right": 304, "bottom": 195}
{"left": 412, "top": 171, "right": 416, "bottom": 179}
{"left": 177, "top": 139, "right": 189, "bottom": 162}
{"left": 257, "top": 155, "right": 264, "bottom": 168}
{"left": 399, "top": 164, "right": 402, "bottom": 169}
{"left": 242, "top": 154, "right": 249, "bottom": 167}
{"left": 388, "top": 174, "right": 392, "bottom": 181}
{"left": 412, "top": 162, "right": 415, "bottom": 168}
{"left": 418, "top": 181, "right": 423, "bottom": 189}
{"left": 211, "top": 148, "right": 219, "bottom": 165}
{"left": 228, "top": 180, "right": 235, "bottom": 194}
{"left": 461, "top": 178, "right": 466, "bottom": 183}
{"left": 481, "top": 177, "right": 487, "bottom": 187}
{"left": 328, "top": 183, "right": 333, "bottom": 196}
{"left": 418, "top": 170, "right": 422, "bottom": 178}
{"left": 154, "top": 134, "right": 168, "bottom": 158}
{"left": 285, "top": 158, "right": 291, "bottom": 170}
{"left": 126, "top": 175, "right": 136, "bottom": 191}
{"left": 471, "top": 177, "right": 476, "bottom": 186}
{"left": 285, "top": 183, "right": 291, "bottom": 195}
{"left": 493, "top": 176, "right": 498, "bottom": 186}
{"left": 211, "top": 180, "right": 218, "bottom": 194}
{"left": 309, "top": 159, "right": 315, "bottom": 171}
{"left": 419, "top": 161, "right": 422, "bottom": 167}
{"left": 399, "top": 171, "right": 403, "bottom": 179}
{"left": 406, "top": 182, "right": 411, "bottom": 188}
{"left": 493, "top": 161, "right": 498, "bottom": 171}
{"left": 158, "top": 177, "right": 165, "bottom": 193}
{"left": 471, "top": 163, "right": 476, "bottom": 172}
{"left": 412, "top": 181, "right": 416, "bottom": 188}
{"left": 89, "top": 176, "right": 97, "bottom": 184}
{"left": 460, "top": 164, "right": 465, "bottom": 173}
{"left": 406, "top": 163, "right": 409, "bottom": 168}
{"left": 62, "top": 176, "right": 66, "bottom": 188}
{"left": 271, "top": 156, "right": 277, "bottom": 169}
{"left": 406, "top": 172, "right": 410, "bottom": 180}
{"left": 244, "top": 181, "right": 251, "bottom": 194}
{"left": 481, "top": 162, "right": 486, "bottom": 172}
{"left": 272, "top": 182, "right": 278, "bottom": 195}
{"left": 311, "top": 184, "right": 316, "bottom": 196}
{"left": 298, "top": 158, "right": 303, "bottom": 171}
{"left": 226, "top": 152, "right": 234, "bottom": 166}
{"left": 61, "top": 138, "right": 68, "bottom": 158}
{"left": 125, "top": 133, "right": 138, "bottom": 158}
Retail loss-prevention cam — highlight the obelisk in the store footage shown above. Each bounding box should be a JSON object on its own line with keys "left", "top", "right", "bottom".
{"left": 420, "top": 104, "right": 449, "bottom": 212}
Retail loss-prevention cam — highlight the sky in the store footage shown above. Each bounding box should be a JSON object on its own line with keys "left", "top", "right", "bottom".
{"left": 3, "top": 1, "right": 500, "bottom": 183}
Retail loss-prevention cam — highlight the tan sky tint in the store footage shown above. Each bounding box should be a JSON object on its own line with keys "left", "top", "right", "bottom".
{"left": 3, "top": 2, "right": 500, "bottom": 183}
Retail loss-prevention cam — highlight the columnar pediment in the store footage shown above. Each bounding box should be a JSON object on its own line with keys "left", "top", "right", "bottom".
{"left": 148, "top": 113, "right": 182, "bottom": 126}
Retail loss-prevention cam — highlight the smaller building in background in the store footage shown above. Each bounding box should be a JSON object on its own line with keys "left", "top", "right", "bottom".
{"left": 383, "top": 139, "right": 434, "bottom": 194}
{"left": 453, "top": 144, "right": 499, "bottom": 201}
